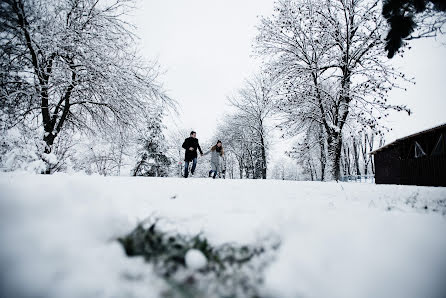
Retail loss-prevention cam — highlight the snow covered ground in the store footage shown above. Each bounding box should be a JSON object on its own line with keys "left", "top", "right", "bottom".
{"left": 1, "top": 172, "right": 445, "bottom": 298}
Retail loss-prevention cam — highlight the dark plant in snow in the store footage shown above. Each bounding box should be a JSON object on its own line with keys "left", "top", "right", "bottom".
{"left": 382, "top": 0, "right": 446, "bottom": 58}
{"left": 118, "top": 220, "right": 280, "bottom": 298}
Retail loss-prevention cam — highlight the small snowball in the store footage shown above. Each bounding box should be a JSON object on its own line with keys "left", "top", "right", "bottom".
{"left": 185, "top": 249, "right": 207, "bottom": 270}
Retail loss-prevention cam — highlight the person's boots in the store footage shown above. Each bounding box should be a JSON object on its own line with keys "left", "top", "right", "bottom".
{"left": 209, "top": 171, "right": 212, "bottom": 177}
{"left": 212, "top": 172, "right": 216, "bottom": 179}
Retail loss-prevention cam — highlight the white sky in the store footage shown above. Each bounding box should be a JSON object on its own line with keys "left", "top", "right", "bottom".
{"left": 131, "top": 0, "right": 446, "bottom": 151}
{"left": 131, "top": 0, "right": 273, "bottom": 141}
{"left": 383, "top": 38, "right": 446, "bottom": 142}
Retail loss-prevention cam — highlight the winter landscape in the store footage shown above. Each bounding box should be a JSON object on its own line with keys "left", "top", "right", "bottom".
{"left": 1, "top": 173, "right": 446, "bottom": 298}
{"left": 1, "top": 0, "right": 446, "bottom": 297}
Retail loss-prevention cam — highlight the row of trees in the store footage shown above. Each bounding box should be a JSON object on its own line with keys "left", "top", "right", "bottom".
{"left": 291, "top": 126, "right": 385, "bottom": 181}
{"left": 211, "top": 74, "right": 277, "bottom": 179}
{"left": 0, "top": 0, "right": 174, "bottom": 176}
{"left": 218, "top": 0, "right": 417, "bottom": 181}
{"left": 2, "top": 0, "right": 443, "bottom": 179}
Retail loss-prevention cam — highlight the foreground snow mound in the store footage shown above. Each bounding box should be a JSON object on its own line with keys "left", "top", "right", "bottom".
{"left": 0, "top": 172, "right": 445, "bottom": 298}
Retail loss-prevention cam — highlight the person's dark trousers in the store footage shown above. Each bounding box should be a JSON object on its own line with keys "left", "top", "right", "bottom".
{"left": 184, "top": 158, "right": 197, "bottom": 178}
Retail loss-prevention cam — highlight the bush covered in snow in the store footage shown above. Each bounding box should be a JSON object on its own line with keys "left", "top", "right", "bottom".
{"left": 0, "top": 127, "right": 48, "bottom": 173}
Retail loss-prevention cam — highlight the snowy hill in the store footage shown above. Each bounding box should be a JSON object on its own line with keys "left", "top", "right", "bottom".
{"left": 1, "top": 172, "right": 445, "bottom": 298}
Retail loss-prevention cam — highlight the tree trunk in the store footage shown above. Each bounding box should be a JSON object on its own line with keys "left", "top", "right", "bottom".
{"left": 133, "top": 155, "right": 146, "bottom": 176}
{"left": 318, "top": 124, "right": 326, "bottom": 180}
{"left": 260, "top": 136, "right": 267, "bottom": 179}
{"left": 342, "top": 142, "right": 350, "bottom": 176}
{"left": 238, "top": 157, "right": 244, "bottom": 179}
{"left": 352, "top": 137, "right": 361, "bottom": 176}
{"left": 367, "top": 132, "right": 376, "bottom": 175}
{"left": 325, "top": 132, "right": 342, "bottom": 181}
{"left": 341, "top": 147, "right": 346, "bottom": 176}
{"left": 308, "top": 158, "right": 314, "bottom": 181}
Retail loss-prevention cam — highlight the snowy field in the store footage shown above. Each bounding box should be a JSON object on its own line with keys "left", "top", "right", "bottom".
{"left": 1, "top": 172, "right": 446, "bottom": 298}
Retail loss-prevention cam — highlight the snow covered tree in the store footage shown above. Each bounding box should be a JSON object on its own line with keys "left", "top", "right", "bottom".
{"left": 166, "top": 127, "right": 191, "bottom": 177}
{"left": 256, "top": 0, "right": 411, "bottom": 180}
{"left": 227, "top": 73, "right": 277, "bottom": 179}
{"left": 221, "top": 148, "right": 237, "bottom": 179}
{"left": 287, "top": 122, "right": 326, "bottom": 181}
{"left": 358, "top": 128, "right": 383, "bottom": 175}
{"left": 0, "top": 124, "right": 47, "bottom": 172}
{"left": 338, "top": 125, "right": 385, "bottom": 178}
{"left": 340, "top": 132, "right": 361, "bottom": 177}
{"left": 0, "top": 0, "right": 171, "bottom": 173}
{"left": 72, "top": 125, "right": 133, "bottom": 176}
{"left": 214, "top": 114, "right": 254, "bottom": 179}
{"left": 133, "top": 112, "right": 171, "bottom": 177}
{"left": 271, "top": 157, "right": 301, "bottom": 180}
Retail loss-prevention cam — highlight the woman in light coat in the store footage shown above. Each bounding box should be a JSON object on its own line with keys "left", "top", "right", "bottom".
{"left": 204, "top": 140, "right": 224, "bottom": 179}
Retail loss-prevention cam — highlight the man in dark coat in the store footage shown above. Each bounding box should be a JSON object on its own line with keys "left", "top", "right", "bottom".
{"left": 182, "top": 131, "right": 203, "bottom": 178}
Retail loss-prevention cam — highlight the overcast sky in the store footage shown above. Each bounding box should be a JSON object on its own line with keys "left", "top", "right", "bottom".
{"left": 131, "top": 0, "right": 446, "bottom": 150}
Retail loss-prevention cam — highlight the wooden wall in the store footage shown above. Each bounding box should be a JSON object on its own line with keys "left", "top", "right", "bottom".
{"left": 374, "top": 127, "right": 446, "bottom": 186}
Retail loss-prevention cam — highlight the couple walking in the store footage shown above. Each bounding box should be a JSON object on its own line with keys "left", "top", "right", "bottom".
{"left": 182, "top": 131, "right": 224, "bottom": 179}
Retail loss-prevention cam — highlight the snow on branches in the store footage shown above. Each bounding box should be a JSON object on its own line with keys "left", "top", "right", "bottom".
{"left": 256, "top": 0, "right": 413, "bottom": 180}
{"left": 0, "top": 0, "right": 173, "bottom": 173}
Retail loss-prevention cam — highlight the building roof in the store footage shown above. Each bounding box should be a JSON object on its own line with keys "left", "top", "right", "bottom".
{"left": 370, "top": 122, "right": 446, "bottom": 155}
